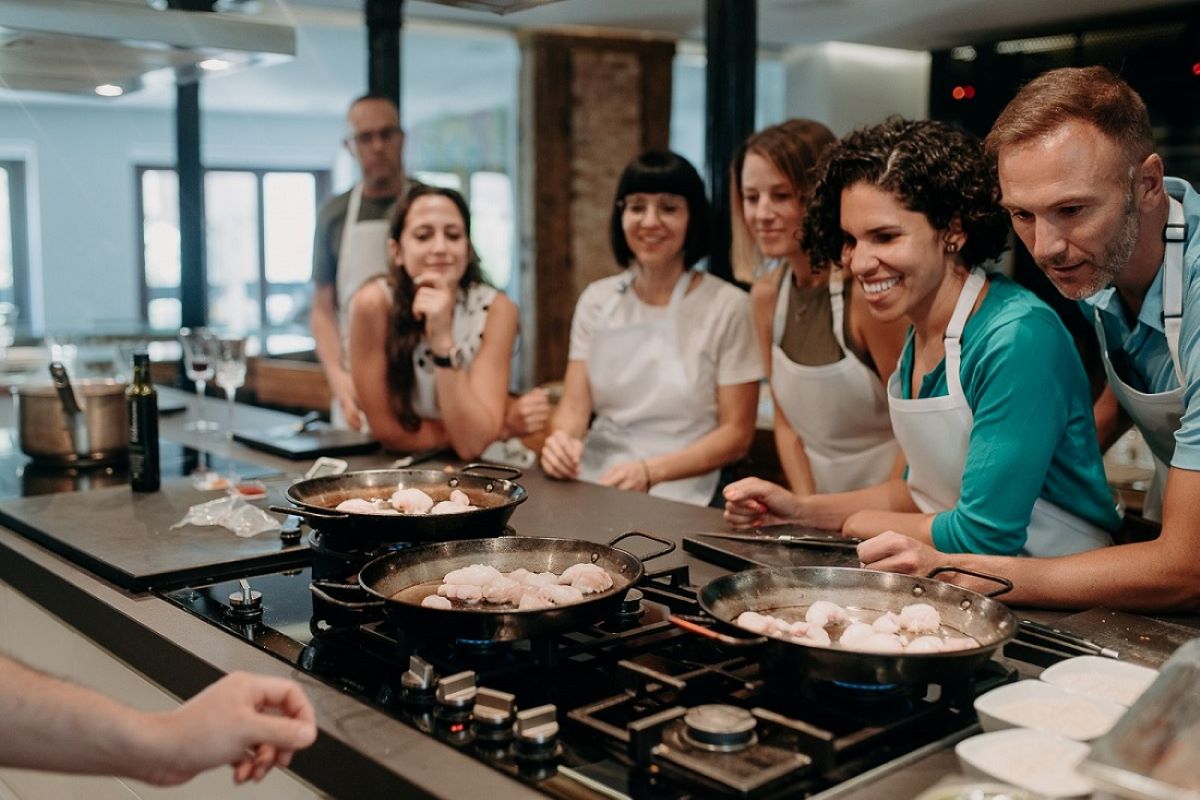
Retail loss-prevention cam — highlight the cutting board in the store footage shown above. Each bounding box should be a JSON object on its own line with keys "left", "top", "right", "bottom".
{"left": 1055, "top": 607, "right": 1200, "bottom": 668}
{"left": 0, "top": 477, "right": 308, "bottom": 591}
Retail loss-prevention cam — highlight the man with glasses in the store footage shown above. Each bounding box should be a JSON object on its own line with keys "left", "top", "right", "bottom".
{"left": 311, "top": 94, "right": 407, "bottom": 429}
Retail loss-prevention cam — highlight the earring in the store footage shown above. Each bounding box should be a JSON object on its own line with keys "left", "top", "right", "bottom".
{"left": 946, "top": 242, "right": 959, "bottom": 254}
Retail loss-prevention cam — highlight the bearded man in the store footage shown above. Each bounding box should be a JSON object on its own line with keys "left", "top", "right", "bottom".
{"left": 858, "top": 66, "right": 1200, "bottom": 612}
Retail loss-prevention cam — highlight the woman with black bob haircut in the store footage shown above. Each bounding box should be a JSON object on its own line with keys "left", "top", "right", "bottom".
{"left": 725, "top": 118, "right": 1120, "bottom": 557}
{"left": 541, "top": 150, "right": 763, "bottom": 506}
{"left": 348, "top": 183, "right": 518, "bottom": 458}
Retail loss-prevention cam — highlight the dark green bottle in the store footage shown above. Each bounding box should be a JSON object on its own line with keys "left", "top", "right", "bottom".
{"left": 127, "top": 351, "right": 160, "bottom": 492}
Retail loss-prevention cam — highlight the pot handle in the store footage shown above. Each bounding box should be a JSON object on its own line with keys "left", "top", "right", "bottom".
{"left": 268, "top": 504, "right": 349, "bottom": 522}
{"left": 668, "top": 614, "right": 766, "bottom": 647}
{"left": 460, "top": 462, "right": 523, "bottom": 480}
{"left": 309, "top": 580, "right": 385, "bottom": 610}
{"left": 925, "top": 566, "right": 1014, "bottom": 598}
{"left": 608, "top": 530, "right": 677, "bottom": 563}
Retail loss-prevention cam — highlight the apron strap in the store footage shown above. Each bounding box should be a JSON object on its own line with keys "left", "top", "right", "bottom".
{"left": 829, "top": 268, "right": 849, "bottom": 351}
{"left": 771, "top": 266, "right": 790, "bottom": 344}
{"left": 943, "top": 268, "right": 987, "bottom": 399}
{"left": 1163, "top": 195, "right": 1186, "bottom": 386}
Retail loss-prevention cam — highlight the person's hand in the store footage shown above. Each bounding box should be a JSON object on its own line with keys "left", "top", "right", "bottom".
{"left": 330, "top": 370, "right": 362, "bottom": 430}
{"left": 140, "top": 672, "right": 317, "bottom": 786}
{"left": 411, "top": 273, "right": 457, "bottom": 352}
{"left": 504, "top": 388, "right": 552, "bottom": 437}
{"left": 540, "top": 430, "right": 583, "bottom": 479}
{"left": 599, "top": 459, "right": 652, "bottom": 492}
{"left": 856, "top": 531, "right": 941, "bottom": 576}
{"left": 722, "top": 477, "right": 802, "bottom": 528}
{"left": 842, "top": 510, "right": 887, "bottom": 539}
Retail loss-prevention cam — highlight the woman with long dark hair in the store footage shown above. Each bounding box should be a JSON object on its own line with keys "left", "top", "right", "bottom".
{"left": 348, "top": 184, "right": 518, "bottom": 458}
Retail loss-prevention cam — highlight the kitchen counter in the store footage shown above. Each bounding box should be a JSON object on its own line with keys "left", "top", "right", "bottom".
{"left": 0, "top": 390, "right": 731, "bottom": 799}
{"left": 0, "top": 389, "right": 1194, "bottom": 799}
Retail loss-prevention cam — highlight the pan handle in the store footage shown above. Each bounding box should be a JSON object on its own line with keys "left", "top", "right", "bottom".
{"left": 668, "top": 615, "right": 766, "bottom": 647}
{"left": 925, "top": 566, "right": 1013, "bottom": 598}
{"left": 608, "top": 530, "right": 677, "bottom": 563}
{"left": 309, "top": 580, "right": 385, "bottom": 610}
{"left": 461, "top": 462, "right": 523, "bottom": 480}
{"left": 269, "top": 504, "right": 349, "bottom": 522}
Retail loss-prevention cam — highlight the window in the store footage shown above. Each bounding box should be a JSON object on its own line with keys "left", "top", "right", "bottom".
{"left": 0, "top": 159, "right": 30, "bottom": 327}
{"left": 137, "top": 166, "right": 330, "bottom": 331}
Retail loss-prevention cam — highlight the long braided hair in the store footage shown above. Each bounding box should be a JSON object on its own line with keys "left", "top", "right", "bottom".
{"left": 385, "top": 184, "right": 486, "bottom": 430}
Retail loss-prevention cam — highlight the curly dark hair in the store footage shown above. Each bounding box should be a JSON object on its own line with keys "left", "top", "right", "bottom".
{"left": 385, "top": 183, "right": 487, "bottom": 431}
{"left": 802, "top": 117, "right": 1009, "bottom": 270}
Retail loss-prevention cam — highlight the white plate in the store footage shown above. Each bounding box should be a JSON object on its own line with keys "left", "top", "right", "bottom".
{"left": 956, "top": 729, "right": 1093, "bottom": 798}
{"left": 975, "top": 679, "right": 1125, "bottom": 741}
{"left": 1040, "top": 655, "right": 1158, "bottom": 708}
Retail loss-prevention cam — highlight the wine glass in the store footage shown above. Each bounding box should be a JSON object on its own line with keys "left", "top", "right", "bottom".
{"left": 179, "top": 327, "right": 219, "bottom": 432}
{"left": 214, "top": 336, "right": 248, "bottom": 443}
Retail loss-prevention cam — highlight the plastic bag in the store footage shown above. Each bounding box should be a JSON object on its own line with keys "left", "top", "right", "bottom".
{"left": 170, "top": 493, "right": 281, "bottom": 538}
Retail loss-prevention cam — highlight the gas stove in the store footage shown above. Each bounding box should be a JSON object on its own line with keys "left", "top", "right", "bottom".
{"left": 159, "top": 556, "right": 1016, "bottom": 799}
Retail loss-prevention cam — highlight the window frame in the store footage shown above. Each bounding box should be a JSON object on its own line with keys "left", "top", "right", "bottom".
{"left": 134, "top": 164, "right": 332, "bottom": 330}
{"left": 0, "top": 158, "right": 31, "bottom": 322}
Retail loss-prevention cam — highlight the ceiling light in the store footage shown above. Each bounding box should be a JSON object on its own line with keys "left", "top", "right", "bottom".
{"left": 199, "top": 58, "right": 231, "bottom": 71}
{"left": 95, "top": 84, "right": 124, "bottom": 97}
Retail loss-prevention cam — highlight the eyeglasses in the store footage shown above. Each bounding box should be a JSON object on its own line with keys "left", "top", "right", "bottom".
{"left": 618, "top": 193, "right": 688, "bottom": 220}
{"left": 346, "top": 126, "right": 403, "bottom": 149}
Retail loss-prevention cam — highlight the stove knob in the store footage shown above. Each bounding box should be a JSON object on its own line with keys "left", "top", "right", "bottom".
{"left": 401, "top": 655, "right": 437, "bottom": 707}
{"left": 435, "top": 670, "right": 478, "bottom": 709}
{"left": 434, "top": 670, "right": 476, "bottom": 744}
{"left": 514, "top": 704, "right": 560, "bottom": 772}
{"left": 472, "top": 687, "right": 516, "bottom": 747}
{"left": 225, "top": 579, "right": 263, "bottom": 622}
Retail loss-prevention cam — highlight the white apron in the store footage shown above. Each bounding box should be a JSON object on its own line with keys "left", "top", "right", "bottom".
{"left": 1094, "top": 195, "right": 1188, "bottom": 522}
{"left": 332, "top": 183, "right": 392, "bottom": 428}
{"left": 770, "top": 267, "right": 899, "bottom": 493}
{"left": 888, "top": 268, "right": 1112, "bottom": 557}
{"left": 578, "top": 270, "right": 720, "bottom": 506}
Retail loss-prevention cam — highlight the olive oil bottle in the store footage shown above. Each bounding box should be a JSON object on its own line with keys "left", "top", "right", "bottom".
{"left": 127, "top": 351, "right": 160, "bottom": 492}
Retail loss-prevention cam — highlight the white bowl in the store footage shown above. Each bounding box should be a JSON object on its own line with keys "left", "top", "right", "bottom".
{"left": 975, "top": 679, "right": 1125, "bottom": 741}
{"left": 956, "top": 729, "right": 1093, "bottom": 798}
{"left": 1040, "top": 655, "right": 1158, "bottom": 708}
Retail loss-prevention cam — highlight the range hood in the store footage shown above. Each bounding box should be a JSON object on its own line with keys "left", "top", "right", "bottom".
{"left": 0, "top": 0, "right": 293, "bottom": 97}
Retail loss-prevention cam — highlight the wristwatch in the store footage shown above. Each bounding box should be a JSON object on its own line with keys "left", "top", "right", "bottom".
{"left": 431, "top": 345, "right": 464, "bottom": 369}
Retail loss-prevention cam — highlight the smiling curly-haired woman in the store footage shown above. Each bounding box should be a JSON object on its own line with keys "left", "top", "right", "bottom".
{"left": 723, "top": 117, "right": 1120, "bottom": 558}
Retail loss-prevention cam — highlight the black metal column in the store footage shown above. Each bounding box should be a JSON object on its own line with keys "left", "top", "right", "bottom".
{"left": 366, "top": 0, "right": 403, "bottom": 108}
{"left": 176, "top": 79, "right": 207, "bottom": 329}
{"left": 705, "top": 0, "right": 756, "bottom": 284}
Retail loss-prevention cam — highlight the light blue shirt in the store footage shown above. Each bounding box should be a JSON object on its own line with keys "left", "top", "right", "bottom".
{"left": 1084, "top": 177, "right": 1200, "bottom": 470}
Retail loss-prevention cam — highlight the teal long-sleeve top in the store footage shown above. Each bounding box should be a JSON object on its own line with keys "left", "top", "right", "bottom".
{"left": 896, "top": 274, "right": 1121, "bottom": 555}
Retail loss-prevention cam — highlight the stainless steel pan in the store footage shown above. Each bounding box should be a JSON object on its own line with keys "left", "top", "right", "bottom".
{"left": 673, "top": 565, "right": 1017, "bottom": 686}
{"left": 271, "top": 463, "right": 526, "bottom": 541}
{"left": 311, "top": 532, "right": 675, "bottom": 641}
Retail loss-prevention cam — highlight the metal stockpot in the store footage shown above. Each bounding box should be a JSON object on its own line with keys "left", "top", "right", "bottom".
{"left": 17, "top": 379, "right": 129, "bottom": 465}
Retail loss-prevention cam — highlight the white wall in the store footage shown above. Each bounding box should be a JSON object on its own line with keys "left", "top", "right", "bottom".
{"left": 783, "top": 42, "right": 931, "bottom": 136}
{"left": 0, "top": 101, "right": 343, "bottom": 333}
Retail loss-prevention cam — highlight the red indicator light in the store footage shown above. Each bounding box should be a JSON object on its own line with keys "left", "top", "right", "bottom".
{"left": 952, "top": 86, "right": 966, "bottom": 100}
{"left": 449, "top": 722, "right": 465, "bottom": 733}
{"left": 1192, "top": 62, "right": 1200, "bottom": 76}
{"left": 964, "top": 85, "right": 976, "bottom": 99}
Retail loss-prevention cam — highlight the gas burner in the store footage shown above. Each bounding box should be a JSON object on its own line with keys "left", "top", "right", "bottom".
{"left": 681, "top": 705, "right": 757, "bottom": 752}
{"left": 223, "top": 579, "right": 263, "bottom": 623}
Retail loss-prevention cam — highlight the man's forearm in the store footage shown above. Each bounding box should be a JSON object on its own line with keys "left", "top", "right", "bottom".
{"left": 0, "top": 656, "right": 148, "bottom": 777}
